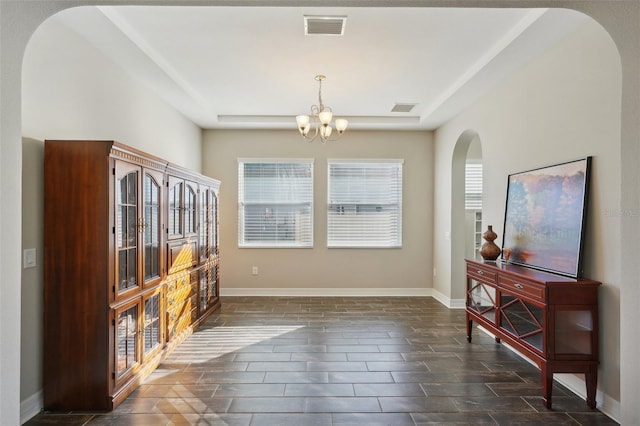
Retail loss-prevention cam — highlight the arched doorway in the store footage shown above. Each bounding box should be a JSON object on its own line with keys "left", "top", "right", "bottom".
{"left": 450, "top": 130, "right": 482, "bottom": 303}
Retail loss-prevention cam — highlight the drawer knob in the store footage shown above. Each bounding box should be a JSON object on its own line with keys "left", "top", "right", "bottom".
{"left": 477, "top": 270, "right": 484, "bottom": 275}
{"left": 514, "top": 283, "right": 523, "bottom": 289}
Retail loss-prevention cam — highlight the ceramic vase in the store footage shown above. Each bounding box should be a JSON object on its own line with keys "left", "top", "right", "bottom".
{"left": 480, "top": 225, "right": 501, "bottom": 260}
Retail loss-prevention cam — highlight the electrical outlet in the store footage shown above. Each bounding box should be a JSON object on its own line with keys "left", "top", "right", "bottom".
{"left": 252, "top": 266, "right": 258, "bottom": 275}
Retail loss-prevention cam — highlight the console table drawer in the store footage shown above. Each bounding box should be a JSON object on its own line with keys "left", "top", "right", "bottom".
{"left": 498, "top": 275, "right": 544, "bottom": 302}
{"left": 466, "top": 263, "right": 498, "bottom": 283}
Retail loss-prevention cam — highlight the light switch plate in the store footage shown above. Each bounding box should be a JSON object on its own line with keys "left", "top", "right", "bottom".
{"left": 23, "top": 248, "right": 37, "bottom": 268}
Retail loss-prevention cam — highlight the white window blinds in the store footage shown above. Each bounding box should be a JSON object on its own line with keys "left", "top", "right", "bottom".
{"left": 327, "top": 159, "right": 403, "bottom": 248}
{"left": 238, "top": 159, "right": 313, "bottom": 248}
{"left": 465, "top": 162, "right": 483, "bottom": 210}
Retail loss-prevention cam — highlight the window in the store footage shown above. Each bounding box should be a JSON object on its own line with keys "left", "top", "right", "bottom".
{"left": 327, "top": 159, "right": 403, "bottom": 248}
{"left": 238, "top": 159, "right": 313, "bottom": 247}
{"left": 465, "top": 161, "right": 483, "bottom": 210}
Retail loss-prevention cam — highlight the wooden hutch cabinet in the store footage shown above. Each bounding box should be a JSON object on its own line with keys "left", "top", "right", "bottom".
{"left": 465, "top": 258, "right": 600, "bottom": 409}
{"left": 44, "top": 140, "right": 221, "bottom": 411}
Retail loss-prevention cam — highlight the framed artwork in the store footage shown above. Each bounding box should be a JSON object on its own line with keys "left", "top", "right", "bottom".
{"left": 501, "top": 157, "right": 592, "bottom": 278}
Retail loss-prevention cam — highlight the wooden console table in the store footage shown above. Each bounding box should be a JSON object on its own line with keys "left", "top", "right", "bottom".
{"left": 465, "top": 258, "right": 600, "bottom": 409}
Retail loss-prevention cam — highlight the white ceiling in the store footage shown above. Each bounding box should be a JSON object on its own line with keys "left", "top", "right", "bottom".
{"left": 53, "top": 6, "right": 588, "bottom": 131}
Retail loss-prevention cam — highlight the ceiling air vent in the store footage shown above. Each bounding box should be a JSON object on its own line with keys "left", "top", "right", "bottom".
{"left": 391, "top": 103, "right": 417, "bottom": 113}
{"left": 304, "top": 15, "right": 347, "bottom": 36}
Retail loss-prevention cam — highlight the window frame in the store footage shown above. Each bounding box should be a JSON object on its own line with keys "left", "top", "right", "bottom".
{"left": 327, "top": 158, "right": 403, "bottom": 249}
{"left": 238, "top": 158, "right": 314, "bottom": 248}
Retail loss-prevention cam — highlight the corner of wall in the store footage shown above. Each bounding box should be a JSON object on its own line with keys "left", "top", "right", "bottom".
{"left": 20, "top": 391, "right": 42, "bottom": 425}
{"left": 430, "top": 288, "right": 466, "bottom": 309}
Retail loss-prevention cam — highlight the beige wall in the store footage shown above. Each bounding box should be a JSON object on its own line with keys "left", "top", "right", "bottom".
{"left": 20, "top": 138, "right": 44, "bottom": 413}
{"left": 202, "top": 130, "right": 434, "bottom": 294}
{"left": 434, "top": 18, "right": 622, "bottom": 416}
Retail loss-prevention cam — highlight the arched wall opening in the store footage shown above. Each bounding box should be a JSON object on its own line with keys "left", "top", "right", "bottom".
{"left": 451, "top": 130, "right": 482, "bottom": 303}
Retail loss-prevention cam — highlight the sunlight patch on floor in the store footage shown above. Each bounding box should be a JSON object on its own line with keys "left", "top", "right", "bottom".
{"left": 166, "top": 325, "right": 306, "bottom": 362}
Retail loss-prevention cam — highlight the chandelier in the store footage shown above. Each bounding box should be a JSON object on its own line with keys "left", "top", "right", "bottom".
{"left": 295, "top": 74, "right": 348, "bottom": 143}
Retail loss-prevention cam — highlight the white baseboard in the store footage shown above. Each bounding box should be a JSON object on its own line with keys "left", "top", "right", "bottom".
{"left": 553, "top": 373, "right": 620, "bottom": 422}
{"left": 430, "top": 288, "right": 466, "bottom": 309}
{"left": 20, "top": 390, "right": 42, "bottom": 425}
{"left": 221, "top": 287, "right": 432, "bottom": 297}
{"left": 476, "top": 326, "right": 620, "bottom": 423}
{"left": 221, "top": 287, "right": 467, "bottom": 308}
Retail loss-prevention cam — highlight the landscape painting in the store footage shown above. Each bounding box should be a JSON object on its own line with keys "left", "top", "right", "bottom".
{"left": 501, "top": 157, "right": 591, "bottom": 277}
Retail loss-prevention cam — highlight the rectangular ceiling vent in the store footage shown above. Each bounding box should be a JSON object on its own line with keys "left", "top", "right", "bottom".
{"left": 391, "top": 103, "right": 417, "bottom": 113}
{"left": 304, "top": 15, "right": 347, "bottom": 36}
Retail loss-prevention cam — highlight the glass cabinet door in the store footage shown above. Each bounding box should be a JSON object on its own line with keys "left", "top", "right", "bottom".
{"left": 184, "top": 181, "right": 198, "bottom": 237}
{"left": 500, "top": 294, "right": 544, "bottom": 353}
{"left": 211, "top": 190, "right": 218, "bottom": 257}
{"left": 467, "top": 279, "right": 497, "bottom": 324}
{"left": 116, "top": 163, "right": 140, "bottom": 295}
{"left": 209, "top": 265, "right": 218, "bottom": 300}
{"left": 115, "top": 302, "right": 139, "bottom": 380}
{"left": 198, "top": 188, "right": 219, "bottom": 261}
{"left": 199, "top": 268, "right": 208, "bottom": 311}
{"left": 554, "top": 309, "right": 594, "bottom": 355}
{"left": 143, "top": 170, "right": 163, "bottom": 287}
{"left": 143, "top": 291, "right": 162, "bottom": 358}
{"left": 168, "top": 177, "right": 198, "bottom": 240}
{"left": 199, "top": 266, "right": 218, "bottom": 312}
{"left": 168, "top": 177, "right": 184, "bottom": 239}
{"left": 199, "top": 188, "right": 209, "bottom": 261}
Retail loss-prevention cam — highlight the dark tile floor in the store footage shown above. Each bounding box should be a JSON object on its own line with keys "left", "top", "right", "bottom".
{"left": 26, "top": 297, "right": 617, "bottom": 425}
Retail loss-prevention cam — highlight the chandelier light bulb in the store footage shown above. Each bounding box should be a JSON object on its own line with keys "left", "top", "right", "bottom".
{"left": 319, "top": 110, "right": 333, "bottom": 126}
{"left": 296, "top": 115, "right": 310, "bottom": 130}
{"left": 321, "top": 126, "right": 333, "bottom": 139}
{"left": 335, "top": 118, "right": 349, "bottom": 133}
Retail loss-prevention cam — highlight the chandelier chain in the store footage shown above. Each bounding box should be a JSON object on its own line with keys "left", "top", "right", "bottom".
{"left": 317, "top": 75, "right": 324, "bottom": 112}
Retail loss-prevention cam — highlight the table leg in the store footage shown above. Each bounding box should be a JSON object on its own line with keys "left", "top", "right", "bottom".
{"left": 585, "top": 366, "right": 598, "bottom": 409}
{"left": 541, "top": 362, "right": 553, "bottom": 409}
